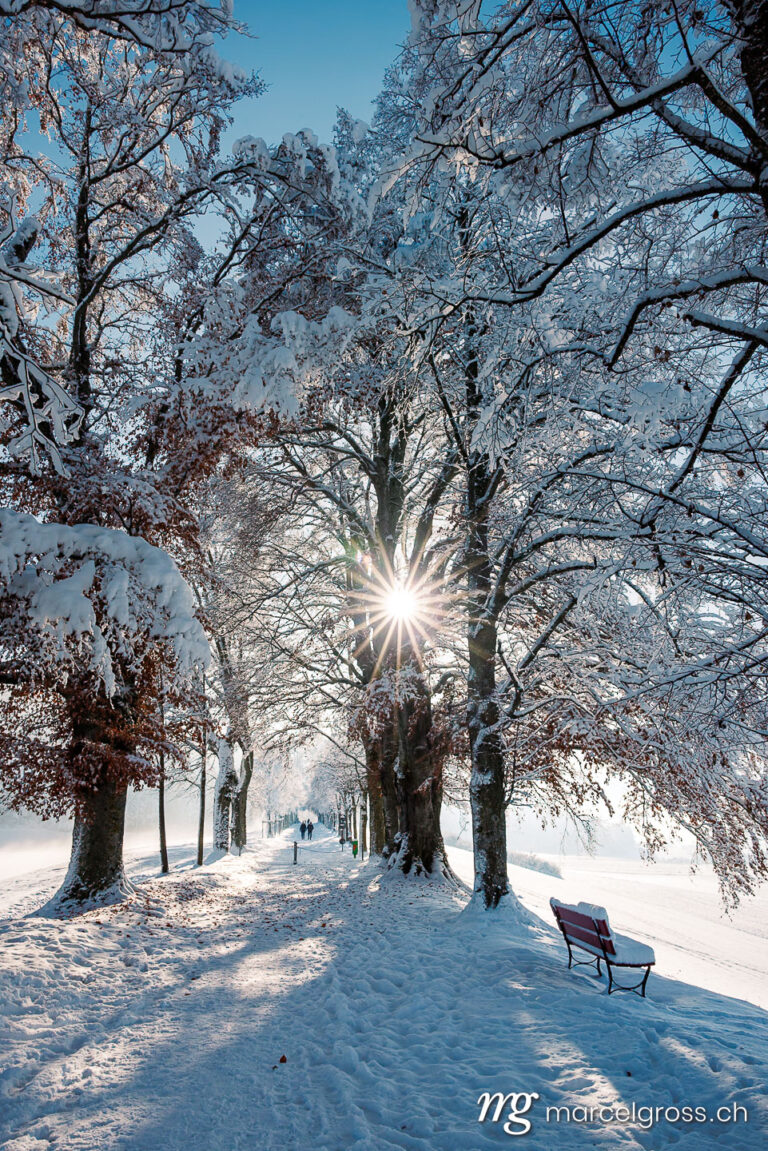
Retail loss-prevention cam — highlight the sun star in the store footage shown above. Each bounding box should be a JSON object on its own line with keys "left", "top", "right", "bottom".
{"left": 384, "top": 584, "right": 420, "bottom": 623}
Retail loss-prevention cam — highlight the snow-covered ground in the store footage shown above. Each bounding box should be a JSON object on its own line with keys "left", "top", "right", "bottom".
{"left": 447, "top": 843, "right": 768, "bottom": 1011}
{"left": 1, "top": 827, "right": 766, "bottom": 1150}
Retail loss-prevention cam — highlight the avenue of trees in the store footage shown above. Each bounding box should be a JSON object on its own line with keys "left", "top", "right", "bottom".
{"left": 1, "top": 0, "right": 767, "bottom": 913}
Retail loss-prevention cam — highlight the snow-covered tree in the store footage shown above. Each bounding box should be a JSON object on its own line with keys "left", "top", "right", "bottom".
{"left": 383, "top": 0, "right": 768, "bottom": 906}
{"left": 0, "top": 0, "right": 247, "bottom": 472}
{"left": 0, "top": 18, "right": 252, "bottom": 907}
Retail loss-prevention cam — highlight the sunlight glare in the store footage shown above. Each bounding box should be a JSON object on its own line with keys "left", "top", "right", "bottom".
{"left": 384, "top": 584, "right": 419, "bottom": 623}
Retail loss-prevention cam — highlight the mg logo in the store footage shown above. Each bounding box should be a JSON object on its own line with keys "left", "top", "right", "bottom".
{"left": 477, "top": 1091, "right": 541, "bottom": 1136}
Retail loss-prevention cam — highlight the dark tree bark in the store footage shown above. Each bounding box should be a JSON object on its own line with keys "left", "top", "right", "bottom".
{"left": 158, "top": 684, "right": 169, "bottom": 874}
{"left": 158, "top": 765, "right": 169, "bottom": 874}
{"left": 467, "top": 600, "right": 509, "bottom": 906}
{"left": 379, "top": 724, "right": 401, "bottom": 853}
{"left": 364, "top": 738, "right": 387, "bottom": 853}
{"left": 213, "top": 737, "right": 238, "bottom": 852}
{"left": 461, "top": 240, "right": 510, "bottom": 907}
{"left": 360, "top": 788, "right": 368, "bottom": 857}
{"left": 727, "top": 0, "right": 768, "bottom": 215}
{"left": 231, "top": 749, "right": 253, "bottom": 853}
{"left": 52, "top": 781, "right": 131, "bottom": 909}
{"left": 465, "top": 394, "right": 510, "bottom": 906}
{"left": 45, "top": 684, "right": 142, "bottom": 912}
{"left": 197, "top": 737, "right": 206, "bottom": 867}
{"left": 465, "top": 468, "right": 510, "bottom": 906}
{"left": 388, "top": 664, "right": 451, "bottom": 877}
{"left": 727, "top": 2, "right": 768, "bottom": 135}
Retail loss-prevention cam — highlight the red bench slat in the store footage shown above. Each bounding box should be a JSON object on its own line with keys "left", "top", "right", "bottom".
{"left": 552, "top": 903, "right": 616, "bottom": 956}
{"left": 560, "top": 923, "right": 616, "bottom": 955}
{"left": 557, "top": 907, "right": 603, "bottom": 933}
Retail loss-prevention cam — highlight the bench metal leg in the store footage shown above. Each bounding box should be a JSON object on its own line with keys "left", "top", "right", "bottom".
{"left": 565, "top": 941, "right": 603, "bottom": 978}
{"left": 606, "top": 963, "right": 652, "bottom": 997}
{"left": 640, "top": 965, "right": 651, "bottom": 997}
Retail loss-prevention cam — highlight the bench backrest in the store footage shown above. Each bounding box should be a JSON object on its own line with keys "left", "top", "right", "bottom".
{"left": 550, "top": 898, "right": 616, "bottom": 956}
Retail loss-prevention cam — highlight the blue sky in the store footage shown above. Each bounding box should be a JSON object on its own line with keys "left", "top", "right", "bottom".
{"left": 223, "top": 1, "right": 410, "bottom": 145}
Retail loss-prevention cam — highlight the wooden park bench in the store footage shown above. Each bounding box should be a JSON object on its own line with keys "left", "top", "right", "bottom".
{"left": 550, "top": 898, "right": 655, "bottom": 997}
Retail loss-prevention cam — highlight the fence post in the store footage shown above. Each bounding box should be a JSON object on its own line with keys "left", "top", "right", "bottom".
{"left": 293, "top": 840, "right": 298, "bottom": 865}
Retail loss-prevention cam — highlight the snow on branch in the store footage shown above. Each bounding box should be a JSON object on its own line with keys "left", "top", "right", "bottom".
{"left": 2, "top": 0, "right": 242, "bottom": 59}
{"left": 0, "top": 206, "right": 82, "bottom": 473}
{"left": 610, "top": 267, "right": 768, "bottom": 364}
{"left": 0, "top": 510, "right": 209, "bottom": 694}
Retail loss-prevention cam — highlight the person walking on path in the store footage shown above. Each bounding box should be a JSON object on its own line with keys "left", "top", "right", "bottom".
{"left": 307, "top": 820, "right": 314, "bottom": 841}
{"left": 300, "top": 821, "right": 307, "bottom": 840}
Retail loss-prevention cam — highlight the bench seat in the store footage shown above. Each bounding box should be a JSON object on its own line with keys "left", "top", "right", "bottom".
{"left": 568, "top": 928, "right": 655, "bottom": 967}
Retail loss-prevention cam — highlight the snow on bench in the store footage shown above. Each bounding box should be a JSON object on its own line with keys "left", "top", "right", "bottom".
{"left": 550, "top": 897, "right": 655, "bottom": 997}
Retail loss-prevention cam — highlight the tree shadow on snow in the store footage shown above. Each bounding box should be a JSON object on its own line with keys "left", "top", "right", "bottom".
{"left": 1, "top": 846, "right": 766, "bottom": 1151}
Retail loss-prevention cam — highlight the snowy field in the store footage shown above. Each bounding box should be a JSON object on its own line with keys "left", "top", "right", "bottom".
{"left": 447, "top": 843, "right": 768, "bottom": 1011}
{"left": 1, "top": 827, "right": 767, "bottom": 1150}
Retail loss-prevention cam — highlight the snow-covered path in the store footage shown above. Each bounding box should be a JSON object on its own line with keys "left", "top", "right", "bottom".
{"left": 1, "top": 827, "right": 767, "bottom": 1150}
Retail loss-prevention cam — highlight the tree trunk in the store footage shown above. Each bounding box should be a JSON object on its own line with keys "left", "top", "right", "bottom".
{"left": 197, "top": 739, "right": 206, "bottom": 867}
{"left": 467, "top": 609, "right": 509, "bottom": 906}
{"left": 727, "top": 1, "right": 768, "bottom": 209}
{"left": 158, "top": 677, "right": 169, "bottom": 874}
{"left": 379, "top": 724, "right": 401, "bottom": 853}
{"left": 213, "top": 737, "right": 238, "bottom": 852}
{"left": 462, "top": 249, "right": 510, "bottom": 908}
{"left": 361, "top": 789, "right": 368, "bottom": 858}
{"left": 158, "top": 764, "right": 169, "bottom": 875}
{"left": 231, "top": 749, "right": 254, "bottom": 853}
{"left": 465, "top": 474, "right": 510, "bottom": 907}
{"left": 364, "top": 738, "right": 387, "bottom": 854}
{"left": 389, "top": 666, "right": 450, "bottom": 877}
{"left": 52, "top": 781, "right": 131, "bottom": 910}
